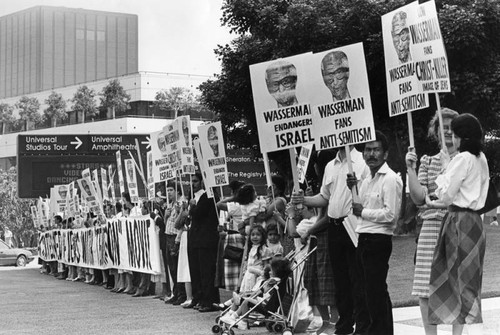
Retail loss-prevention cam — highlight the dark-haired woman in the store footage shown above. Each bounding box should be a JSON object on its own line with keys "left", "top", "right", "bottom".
{"left": 426, "top": 113, "right": 489, "bottom": 335}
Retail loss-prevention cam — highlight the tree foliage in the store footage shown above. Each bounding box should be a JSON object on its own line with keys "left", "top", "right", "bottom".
{"left": 153, "top": 87, "right": 196, "bottom": 118}
{"left": 200, "top": 0, "right": 500, "bottom": 178}
{"left": 0, "top": 103, "right": 15, "bottom": 134}
{"left": 72, "top": 85, "right": 98, "bottom": 122}
{"left": 44, "top": 91, "right": 68, "bottom": 127}
{"left": 99, "top": 79, "right": 131, "bottom": 115}
{"left": 15, "top": 96, "right": 42, "bottom": 130}
{"left": 0, "top": 168, "right": 37, "bottom": 247}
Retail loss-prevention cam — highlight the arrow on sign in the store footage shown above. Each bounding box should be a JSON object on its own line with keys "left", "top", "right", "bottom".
{"left": 142, "top": 136, "right": 151, "bottom": 149}
{"left": 70, "top": 136, "right": 83, "bottom": 149}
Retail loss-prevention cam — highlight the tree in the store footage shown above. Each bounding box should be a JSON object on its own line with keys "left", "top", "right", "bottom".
{"left": 15, "top": 96, "right": 41, "bottom": 131}
{"left": 153, "top": 87, "right": 195, "bottom": 118}
{"left": 43, "top": 91, "right": 68, "bottom": 127}
{"left": 99, "top": 79, "right": 131, "bottom": 119}
{"left": 0, "top": 168, "right": 37, "bottom": 247}
{"left": 0, "top": 103, "right": 15, "bottom": 134}
{"left": 200, "top": 0, "right": 500, "bottom": 179}
{"left": 72, "top": 85, "right": 98, "bottom": 122}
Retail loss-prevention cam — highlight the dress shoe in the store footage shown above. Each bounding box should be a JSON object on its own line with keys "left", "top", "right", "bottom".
{"left": 115, "top": 287, "right": 126, "bottom": 293}
{"left": 193, "top": 303, "right": 202, "bottom": 310}
{"left": 57, "top": 276, "right": 67, "bottom": 280}
{"left": 180, "top": 299, "right": 193, "bottom": 308}
{"left": 125, "top": 288, "right": 136, "bottom": 295}
{"left": 151, "top": 295, "right": 163, "bottom": 300}
{"left": 198, "top": 305, "right": 218, "bottom": 313}
{"left": 172, "top": 298, "right": 186, "bottom": 306}
{"left": 132, "top": 291, "right": 145, "bottom": 297}
{"left": 164, "top": 296, "right": 177, "bottom": 304}
{"left": 182, "top": 301, "right": 197, "bottom": 309}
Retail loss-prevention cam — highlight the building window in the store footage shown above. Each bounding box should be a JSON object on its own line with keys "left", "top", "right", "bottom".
{"left": 97, "top": 31, "right": 105, "bottom": 41}
{"left": 87, "top": 30, "right": 95, "bottom": 40}
{"left": 76, "top": 29, "right": 84, "bottom": 39}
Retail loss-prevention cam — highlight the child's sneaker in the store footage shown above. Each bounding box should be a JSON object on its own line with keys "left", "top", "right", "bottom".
{"left": 237, "top": 320, "right": 248, "bottom": 330}
{"left": 307, "top": 316, "right": 323, "bottom": 332}
{"left": 220, "top": 312, "right": 237, "bottom": 325}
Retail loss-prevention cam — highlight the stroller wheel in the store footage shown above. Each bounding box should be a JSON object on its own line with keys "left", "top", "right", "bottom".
{"left": 266, "top": 322, "right": 275, "bottom": 332}
{"left": 273, "top": 323, "right": 284, "bottom": 333}
{"left": 282, "top": 328, "right": 293, "bottom": 335}
{"left": 211, "top": 324, "right": 221, "bottom": 334}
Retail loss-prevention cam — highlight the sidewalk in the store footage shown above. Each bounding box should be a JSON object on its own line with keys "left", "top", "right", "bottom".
{"left": 393, "top": 297, "right": 500, "bottom": 334}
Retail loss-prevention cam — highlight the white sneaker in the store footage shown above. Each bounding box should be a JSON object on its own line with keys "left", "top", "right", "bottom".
{"left": 220, "top": 312, "right": 237, "bottom": 325}
{"left": 307, "top": 316, "right": 323, "bottom": 331}
{"left": 180, "top": 299, "right": 192, "bottom": 308}
{"left": 237, "top": 320, "right": 248, "bottom": 330}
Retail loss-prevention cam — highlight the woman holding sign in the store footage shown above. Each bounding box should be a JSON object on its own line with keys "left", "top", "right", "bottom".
{"left": 405, "top": 108, "right": 458, "bottom": 335}
{"left": 425, "top": 114, "right": 489, "bottom": 335}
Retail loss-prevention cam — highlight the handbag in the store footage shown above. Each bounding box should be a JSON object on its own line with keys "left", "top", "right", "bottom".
{"left": 477, "top": 180, "right": 500, "bottom": 215}
{"left": 223, "top": 245, "right": 244, "bottom": 263}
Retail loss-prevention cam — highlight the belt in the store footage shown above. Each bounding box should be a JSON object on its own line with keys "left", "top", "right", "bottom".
{"left": 329, "top": 217, "right": 346, "bottom": 225}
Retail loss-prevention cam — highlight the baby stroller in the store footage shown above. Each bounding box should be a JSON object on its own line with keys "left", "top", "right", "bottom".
{"left": 211, "top": 244, "right": 317, "bottom": 335}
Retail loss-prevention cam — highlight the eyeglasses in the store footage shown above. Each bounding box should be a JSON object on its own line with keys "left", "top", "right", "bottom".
{"left": 267, "top": 76, "right": 297, "bottom": 93}
{"left": 392, "top": 28, "right": 409, "bottom": 43}
{"left": 323, "top": 67, "right": 349, "bottom": 82}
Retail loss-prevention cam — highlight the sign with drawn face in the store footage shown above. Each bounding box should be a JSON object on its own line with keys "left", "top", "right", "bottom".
{"left": 382, "top": 0, "right": 449, "bottom": 117}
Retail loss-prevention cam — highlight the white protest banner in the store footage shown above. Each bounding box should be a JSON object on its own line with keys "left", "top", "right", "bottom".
{"left": 38, "top": 217, "right": 161, "bottom": 274}
{"left": 179, "top": 115, "right": 196, "bottom": 175}
{"left": 250, "top": 53, "right": 315, "bottom": 153}
{"left": 197, "top": 122, "right": 229, "bottom": 187}
{"left": 297, "top": 144, "right": 313, "bottom": 184}
{"left": 382, "top": 0, "right": 449, "bottom": 117}
{"left": 115, "top": 151, "right": 126, "bottom": 195}
{"left": 108, "top": 165, "right": 116, "bottom": 203}
{"left": 101, "top": 168, "right": 109, "bottom": 202}
{"left": 124, "top": 158, "right": 139, "bottom": 203}
{"left": 307, "top": 43, "right": 376, "bottom": 150}
{"left": 146, "top": 151, "right": 155, "bottom": 200}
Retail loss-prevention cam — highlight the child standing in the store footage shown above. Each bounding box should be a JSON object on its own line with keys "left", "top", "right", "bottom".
{"left": 237, "top": 184, "right": 267, "bottom": 234}
{"left": 266, "top": 223, "right": 283, "bottom": 257}
{"left": 239, "top": 225, "right": 272, "bottom": 293}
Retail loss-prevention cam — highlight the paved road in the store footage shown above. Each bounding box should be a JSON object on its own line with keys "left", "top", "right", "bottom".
{"left": 1, "top": 262, "right": 500, "bottom": 335}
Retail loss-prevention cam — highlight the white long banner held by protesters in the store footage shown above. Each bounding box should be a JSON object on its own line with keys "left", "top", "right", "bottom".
{"left": 382, "top": 0, "right": 450, "bottom": 117}
{"left": 308, "top": 43, "right": 376, "bottom": 150}
{"left": 250, "top": 53, "right": 314, "bottom": 153}
{"left": 38, "top": 216, "right": 161, "bottom": 274}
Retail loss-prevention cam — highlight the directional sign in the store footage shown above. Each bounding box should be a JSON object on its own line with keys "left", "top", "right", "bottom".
{"left": 17, "top": 134, "right": 150, "bottom": 198}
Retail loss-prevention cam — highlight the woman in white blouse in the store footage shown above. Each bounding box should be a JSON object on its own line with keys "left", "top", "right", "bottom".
{"left": 425, "top": 113, "right": 489, "bottom": 335}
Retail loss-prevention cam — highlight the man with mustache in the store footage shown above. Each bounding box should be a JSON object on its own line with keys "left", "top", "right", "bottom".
{"left": 347, "top": 131, "right": 402, "bottom": 335}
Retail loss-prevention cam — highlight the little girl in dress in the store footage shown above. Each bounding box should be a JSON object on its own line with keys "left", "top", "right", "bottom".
{"left": 239, "top": 225, "right": 272, "bottom": 293}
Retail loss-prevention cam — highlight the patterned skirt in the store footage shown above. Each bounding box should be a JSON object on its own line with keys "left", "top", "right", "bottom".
{"left": 412, "top": 219, "right": 441, "bottom": 297}
{"left": 304, "top": 230, "right": 336, "bottom": 306}
{"left": 224, "top": 233, "right": 245, "bottom": 291}
{"left": 428, "top": 209, "right": 486, "bottom": 324}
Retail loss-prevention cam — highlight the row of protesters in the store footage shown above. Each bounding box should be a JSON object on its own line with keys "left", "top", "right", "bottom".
{"left": 406, "top": 112, "right": 489, "bottom": 335}
{"left": 292, "top": 130, "right": 402, "bottom": 335}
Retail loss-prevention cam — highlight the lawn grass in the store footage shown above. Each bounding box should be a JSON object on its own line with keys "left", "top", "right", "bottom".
{"left": 389, "top": 223, "right": 500, "bottom": 307}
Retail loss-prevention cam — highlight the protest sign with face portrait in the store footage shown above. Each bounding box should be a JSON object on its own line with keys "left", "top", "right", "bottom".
{"left": 250, "top": 53, "right": 315, "bottom": 153}
{"left": 76, "top": 177, "right": 102, "bottom": 215}
{"left": 382, "top": 0, "right": 450, "bottom": 117}
{"left": 179, "top": 115, "right": 195, "bottom": 175}
{"left": 50, "top": 184, "right": 69, "bottom": 215}
{"left": 124, "top": 158, "right": 139, "bottom": 203}
{"left": 115, "top": 151, "right": 126, "bottom": 195}
{"left": 150, "top": 130, "right": 176, "bottom": 182}
{"left": 197, "top": 122, "right": 229, "bottom": 187}
{"left": 306, "top": 43, "right": 376, "bottom": 150}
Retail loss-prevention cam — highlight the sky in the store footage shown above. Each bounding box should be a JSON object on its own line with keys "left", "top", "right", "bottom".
{"left": 0, "top": 0, "right": 234, "bottom": 77}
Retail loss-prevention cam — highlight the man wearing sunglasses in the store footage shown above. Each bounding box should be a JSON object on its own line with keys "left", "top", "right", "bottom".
{"left": 321, "top": 51, "right": 351, "bottom": 102}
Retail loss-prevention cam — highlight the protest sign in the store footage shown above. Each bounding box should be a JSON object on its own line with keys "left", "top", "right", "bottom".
{"left": 38, "top": 216, "right": 161, "bottom": 274}
{"left": 101, "top": 168, "right": 109, "bottom": 202}
{"left": 297, "top": 144, "right": 313, "bottom": 184}
{"left": 250, "top": 53, "right": 315, "bottom": 153}
{"left": 124, "top": 158, "right": 139, "bottom": 203}
{"left": 307, "top": 43, "right": 376, "bottom": 150}
{"left": 179, "top": 115, "right": 195, "bottom": 175}
{"left": 50, "top": 184, "right": 69, "bottom": 215}
{"left": 76, "top": 178, "right": 101, "bottom": 215}
{"left": 193, "top": 138, "right": 214, "bottom": 198}
{"left": 146, "top": 151, "right": 155, "bottom": 200}
{"left": 115, "top": 151, "right": 126, "bottom": 195}
{"left": 382, "top": 0, "right": 449, "bottom": 117}
{"left": 108, "top": 165, "right": 116, "bottom": 203}
{"left": 30, "top": 206, "right": 40, "bottom": 228}
{"left": 197, "top": 122, "right": 229, "bottom": 187}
